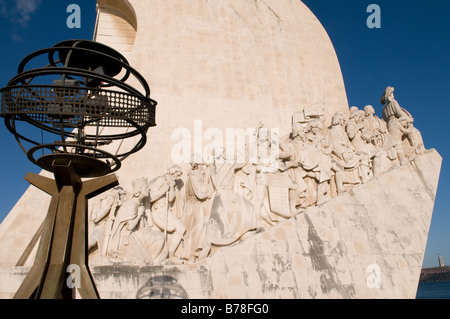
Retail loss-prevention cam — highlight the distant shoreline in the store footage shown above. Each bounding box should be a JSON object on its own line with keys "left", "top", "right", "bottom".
{"left": 420, "top": 266, "right": 450, "bottom": 282}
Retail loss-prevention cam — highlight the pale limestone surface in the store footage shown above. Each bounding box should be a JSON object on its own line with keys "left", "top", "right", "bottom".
{"left": 0, "top": 149, "right": 441, "bottom": 298}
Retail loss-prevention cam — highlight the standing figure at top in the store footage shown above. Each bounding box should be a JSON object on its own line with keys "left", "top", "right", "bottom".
{"left": 380, "top": 86, "right": 412, "bottom": 164}
{"left": 381, "top": 86, "right": 409, "bottom": 124}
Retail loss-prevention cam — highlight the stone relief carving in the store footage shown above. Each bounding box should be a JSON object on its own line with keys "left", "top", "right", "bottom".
{"left": 88, "top": 87, "right": 426, "bottom": 265}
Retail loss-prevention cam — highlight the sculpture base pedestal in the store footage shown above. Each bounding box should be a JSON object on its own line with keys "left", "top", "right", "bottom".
{"left": 13, "top": 160, "right": 118, "bottom": 299}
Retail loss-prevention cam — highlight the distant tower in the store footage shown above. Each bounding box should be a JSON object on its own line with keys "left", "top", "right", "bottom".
{"left": 438, "top": 254, "right": 445, "bottom": 267}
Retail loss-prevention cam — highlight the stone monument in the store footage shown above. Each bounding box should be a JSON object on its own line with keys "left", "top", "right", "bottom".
{"left": 0, "top": 0, "right": 441, "bottom": 299}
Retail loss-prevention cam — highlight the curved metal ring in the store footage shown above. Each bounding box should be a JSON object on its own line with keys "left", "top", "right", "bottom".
{"left": 0, "top": 39, "right": 157, "bottom": 177}
{"left": 14, "top": 45, "right": 150, "bottom": 97}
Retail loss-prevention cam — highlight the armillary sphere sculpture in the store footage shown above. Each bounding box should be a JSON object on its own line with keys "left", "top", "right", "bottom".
{"left": 0, "top": 40, "right": 157, "bottom": 299}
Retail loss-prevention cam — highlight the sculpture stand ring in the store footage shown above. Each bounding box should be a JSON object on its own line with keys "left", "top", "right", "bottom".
{"left": 28, "top": 143, "right": 121, "bottom": 178}
{"left": 14, "top": 161, "right": 119, "bottom": 299}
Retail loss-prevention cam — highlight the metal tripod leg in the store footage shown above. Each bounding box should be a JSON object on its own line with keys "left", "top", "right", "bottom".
{"left": 13, "top": 174, "right": 59, "bottom": 299}
{"left": 70, "top": 174, "right": 119, "bottom": 299}
{"left": 13, "top": 161, "right": 118, "bottom": 299}
{"left": 38, "top": 185, "right": 77, "bottom": 299}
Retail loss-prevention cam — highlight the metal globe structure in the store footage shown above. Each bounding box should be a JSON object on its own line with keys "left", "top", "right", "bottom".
{"left": 0, "top": 39, "right": 156, "bottom": 178}
{"left": 0, "top": 40, "right": 157, "bottom": 299}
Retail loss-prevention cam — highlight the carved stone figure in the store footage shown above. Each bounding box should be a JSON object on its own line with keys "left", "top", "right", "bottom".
{"left": 346, "top": 109, "right": 366, "bottom": 151}
{"left": 180, "top": 158, "right": 214, "bottom": 263}
{"left": 148, "top": 166, "right": 186, "bottom": 263}
{"left": 106, "top": 178, "right": 162, "bottom": 263}
{"left": 363, "top": 105, "right": 390, "bottom": 152}
{"left": 199, "top": 147, "right": 256, "bottom": 259}
{"left": 363, "top": 105, "right": 387, "bottom": 146}
{"left": 327, "top": 111, "right": 370, "bottom": 185}
{"left": 278, "top": 124, "right": 309, "bottom": 209}
{"left": 380, "top": 86, "right": 411, "bottom": 165}
{"left": 88, "top": 186, "right": 124, "bottom": 259}
{"left": 303, "top": 119, "right": 345, "bottom": 203}
{"left": 345, "top": 109, "right": 381, "bottom": 180}
{"left": 381, "top": 86, "right": 409, "bottom": 123}
{"left": 402, "top": 117, "right": 425, "bottom": 156}
{"left": 254, "top": 124, "right": 301, "bottom": 226}
{"left": 362, "top": 105, "right": 397, "bottom": 174}
{"left": 327, "top": 112, "right": 359, "bottom": 167}
{"left": 233, "top": 151, "right": 256, "bottom": 203}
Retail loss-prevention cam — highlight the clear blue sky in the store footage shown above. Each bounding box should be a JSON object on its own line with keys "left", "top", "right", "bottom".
{"left": 0, "top": 0, "right": 448, "bottom": 269}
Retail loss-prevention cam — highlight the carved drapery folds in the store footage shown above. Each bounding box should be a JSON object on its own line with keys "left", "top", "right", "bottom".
{"left": 88, "top": 87, "right": 426, "bottom": 265}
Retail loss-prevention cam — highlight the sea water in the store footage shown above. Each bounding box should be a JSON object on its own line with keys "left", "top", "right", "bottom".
{"left": 416, "top": 281, "right": 450, "bottom": 299}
